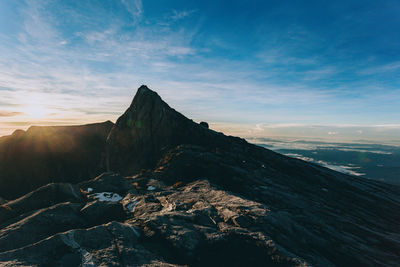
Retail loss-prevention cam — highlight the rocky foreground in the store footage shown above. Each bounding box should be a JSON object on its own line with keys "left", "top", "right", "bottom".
{"left": 0, "top": 86, "right": 399, "bottom": 266}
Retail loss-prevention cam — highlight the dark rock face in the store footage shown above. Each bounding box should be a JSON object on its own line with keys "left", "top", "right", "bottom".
{"left": 199, "top": 121, "right": 209, "bottom": 129}
{"left": 80, "top": 201, "right": 126, "bottom": 226}
{"left": 0, "top": 85, "right": 399, "bottom": 266}
{"left": 0, "top": 202, "right": 86, "bottom": 253}
{"left": 0, "top": 183, "right": 83, "bottom": 224}
{"left": 0, "top": 221, "right": 177, "bottom": 267}
{"left": 107, "top": 85, "right": 243, "bottom": 175}
{"left": 143, "top": 146, "right": 400, "bottom": 266}
{"left": 0, "top": 121, "right": 114, "bottom": 199}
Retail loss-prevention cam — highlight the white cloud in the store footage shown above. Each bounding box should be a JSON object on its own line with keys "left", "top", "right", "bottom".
{"left": 1, "top": 0, "right": 399, "bottom": 142}
{"left": 171, "top": 9, "right": 195, "bottom": 21}
{"left": 303, "top": 66, "right": 338, "bottom": 81}
{"left": 283, "top": 153, "right": 365, "bottom": 176}
{"left": 121, "top": 0, "right": 143, "bottom": 23}
{"left": 360, "top": 61, "right": 400, "bottom": 75}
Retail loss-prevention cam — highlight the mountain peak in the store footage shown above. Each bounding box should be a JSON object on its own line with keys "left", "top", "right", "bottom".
{"left": 107, "top": 85, "right": 184, "bottom": 173}
{"left": 127, "top": 84, "right": 166, "bottom": 111}
{"left": 135, "top": 85, "right": 157, "bottom": 100}
{"left": 137, "top": 84, "right": 152, "bottom": 93}
{"left": 107, "top": 85, "right": 225, "bottom": 174}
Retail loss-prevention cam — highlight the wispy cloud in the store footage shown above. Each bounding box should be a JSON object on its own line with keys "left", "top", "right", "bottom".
{"left": 0, "top": 1, "right": 334, "bottom": 115}
{"left": 121, "top": 0, "right": 143, "bottom": 23}
{"left": 284, "top": 153, "right": 366, "bottom": 176}
{"left": 0, "top": 0, "right": 399, "bottom": 140}
{"left": 302, "top": 67, "right": 338, "bottom": 81}
{"left": 359, "top": 61, "right": 400, "bottom": 75}
{"left": 171, "top": 9, "right": 196, "bottom": 21}
{"left": 0, "top": 111, "right": 24, "bottom": 117}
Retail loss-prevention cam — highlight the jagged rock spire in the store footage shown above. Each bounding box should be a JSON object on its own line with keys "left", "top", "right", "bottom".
{"left": 106, "top": 85, "right": 220, "bottom": 174}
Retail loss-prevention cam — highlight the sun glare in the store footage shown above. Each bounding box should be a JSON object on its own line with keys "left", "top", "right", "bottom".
{"left": 23, "top": 105, "right": 50, "bottom": 119}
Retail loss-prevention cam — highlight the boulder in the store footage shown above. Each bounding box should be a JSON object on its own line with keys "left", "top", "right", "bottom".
{"left": 80, "top": 200, "right": 126, "bottom": 226}
{"left": 199, "top": 121, "right": 209, "bottom": 129}
{"left": 79, "top": 172, "right": 136, "bottom": 195}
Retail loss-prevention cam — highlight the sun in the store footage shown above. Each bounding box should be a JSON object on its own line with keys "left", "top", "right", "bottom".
{"left": 23, "top": 105, "right": 50, "bottom": 119}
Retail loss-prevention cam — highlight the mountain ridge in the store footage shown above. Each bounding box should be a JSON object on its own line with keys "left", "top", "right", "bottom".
{"left": 0, "top": 85, "right": 399, "bottom": 266}
{"left": 0, "top": 121, "right": 114, "bottom": 199}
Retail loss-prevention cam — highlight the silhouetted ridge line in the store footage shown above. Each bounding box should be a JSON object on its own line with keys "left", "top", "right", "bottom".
{"left": 0, "top": 121, "right": 114, "bottom": 199}
{"left": 0, "top": 85, "right": 398, "bottom": 266}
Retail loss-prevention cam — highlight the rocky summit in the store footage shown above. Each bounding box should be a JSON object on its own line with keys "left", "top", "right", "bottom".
{"left": 0, "top": 85, "right": 399, "bottom": 267}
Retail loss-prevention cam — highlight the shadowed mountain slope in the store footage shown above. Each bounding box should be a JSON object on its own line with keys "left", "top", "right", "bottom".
{"left": 0, "top": 121, "right": 113, "bottom": 199}
{"left": 0, "top": 85, "right": 399, "bottom": 266}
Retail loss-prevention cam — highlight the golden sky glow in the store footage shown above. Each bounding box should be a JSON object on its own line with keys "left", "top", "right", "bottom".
{"left": 22, "top": 104, "right": 51, "bottom": 119}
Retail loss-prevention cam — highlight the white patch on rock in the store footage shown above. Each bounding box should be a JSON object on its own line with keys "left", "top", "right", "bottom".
{"left": 81, "top": 249, "right": 94, "bottom": 267}
{"left": 92, "top": 192, "right": 122, "bottom": 202}
{"left": 147, "top": 186, "right": 156, "bottom": 191}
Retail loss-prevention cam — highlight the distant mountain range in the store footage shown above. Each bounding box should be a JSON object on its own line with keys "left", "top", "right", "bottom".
{"left": 0, "top": 85, "right": 399, "bottom": 266}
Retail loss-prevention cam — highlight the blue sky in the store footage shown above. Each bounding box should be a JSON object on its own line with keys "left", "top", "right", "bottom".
{"left": 0, "top": 0, "right": 400, "bottom": 142}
